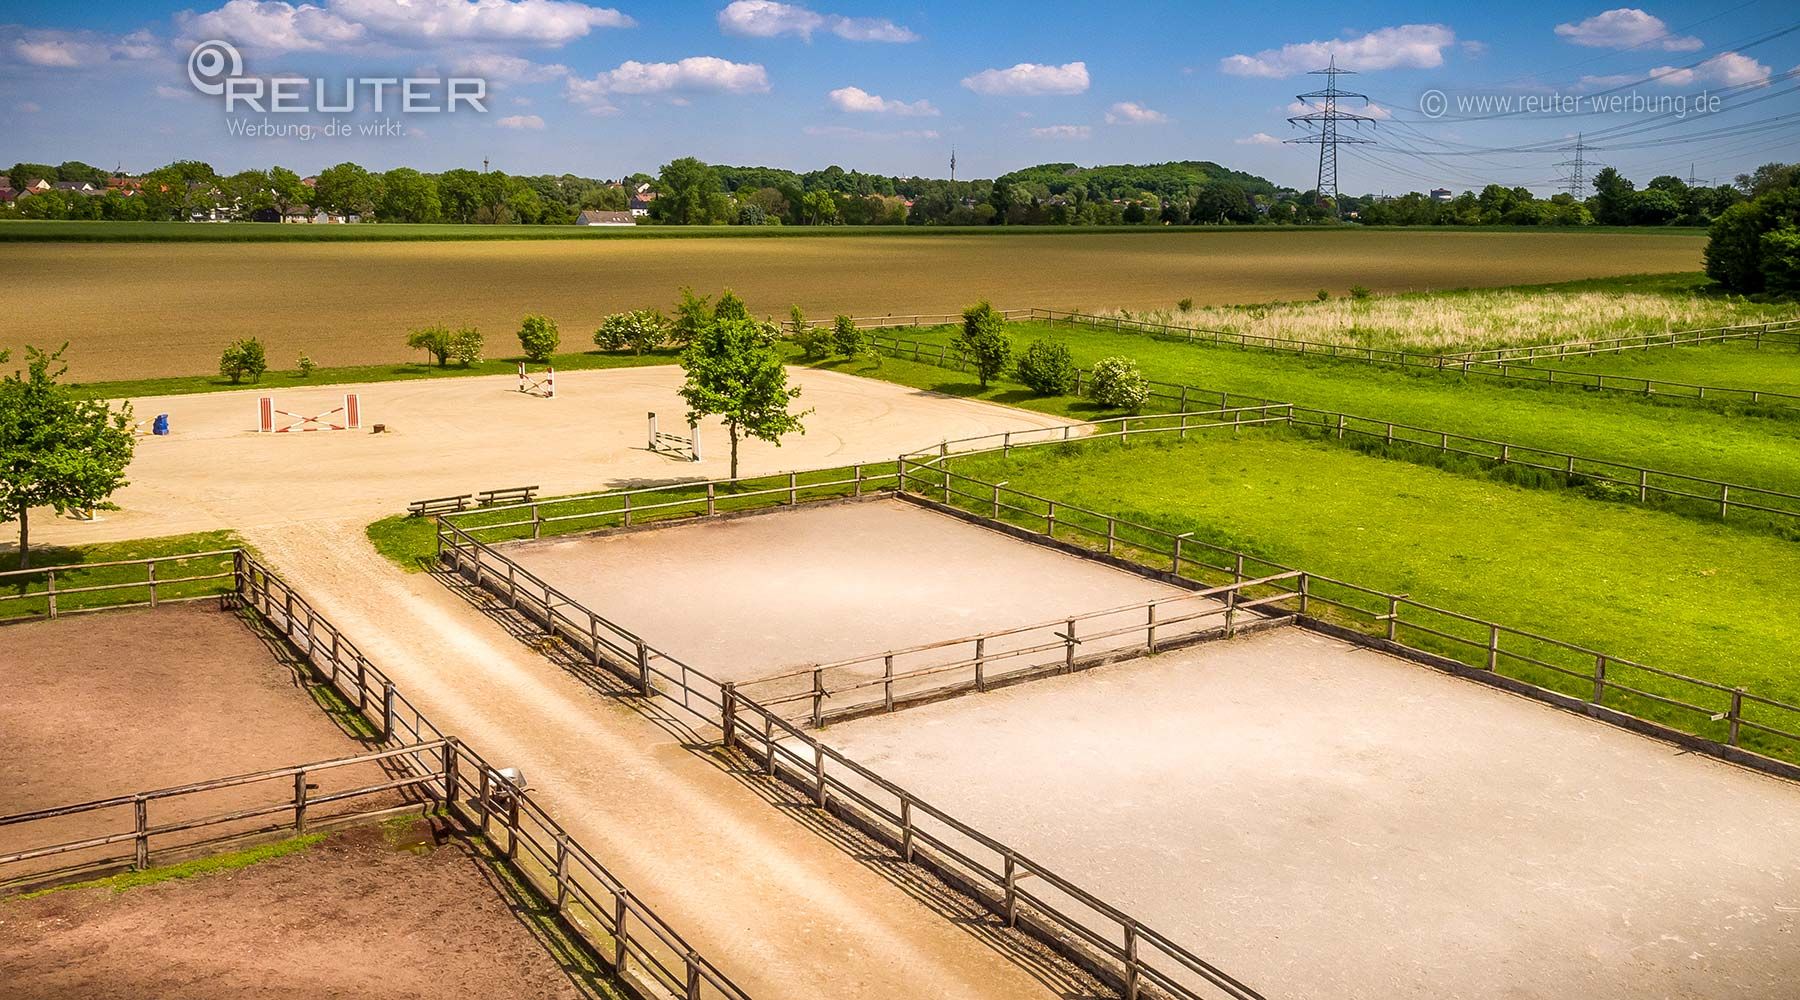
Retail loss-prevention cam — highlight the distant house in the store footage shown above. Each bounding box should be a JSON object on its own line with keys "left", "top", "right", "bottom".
{"left": 107, "top": 176, "right": 143, "bottom": 194}
{"left": 282, "top": 204, "right": 312, "bottom": 223}
{"left": 628, "top": 192, "right": 655, "bottom": 217}
{"left": 0, "top": 188, "right": 17, "bottom": 204}
{"left": 575, "top": 209, "right": 635, "bottom": 226}
{"left": 23, "top": 179, "right": 51, "bottom": 193}
{"left": 54, "top": 181, "right": 99, "bottom": 195}
{"left": 1430, "top": 188, "right": 1453, "bottom": 202}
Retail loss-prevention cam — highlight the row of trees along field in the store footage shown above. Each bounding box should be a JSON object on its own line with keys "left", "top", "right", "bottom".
{"left": 8, "top": 156, "right": 1788, "bottom": 228}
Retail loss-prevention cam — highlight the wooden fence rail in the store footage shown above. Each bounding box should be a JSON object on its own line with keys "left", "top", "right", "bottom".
{"left": 1031, "top": 307, "right": 1800, "bottom": 410}
{"left": 0, "top": 549, "right": 238, "bottom": 623}
{"left": 1441, "top": 320, "right": 1800, "bottom": 364}
{"left": 893, "top": 458, "right": 1800, "bottom": 779}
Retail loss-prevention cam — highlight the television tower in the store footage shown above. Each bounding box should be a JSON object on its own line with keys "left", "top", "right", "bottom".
{"left": 949, "top": 147, "right": 956, "bottom": 184}
{"left": 1285, "top": 55, "right": 1377, "bottom": 217}
{"left": 1555, "top": 135, "right": 1594, "bottom": 199}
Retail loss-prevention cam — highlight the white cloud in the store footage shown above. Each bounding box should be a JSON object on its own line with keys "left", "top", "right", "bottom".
{"left": 1235, "top": 132, "right": 1281, "bottom": 145}
{"left": 495, "top": 113, "right": 545, "bottom": 128}
{"left": 718, "top": 1, "right": 917, "bottom": 43}
{"left": 452, "top": 52, "right": 570, "bottom": 82}
{"left": 1554, "top": 8, "right": 1702, "bottom": 52}
{"left": 1576, "top": 72, "right": 1638, "bottom": 89}
{"left": 176, "top": 0, "right": 631, "bottom": 53}
{"left": 1030, "top": 124, "right": 1091, "bottom": 139}
{"left": 827, "top": 85, "right": 937, "bottom": 116}
{"left": 1649, "top": 51, "right": 1771, "bottom": 87}
{"left": 962, "top": 61, "right": 1088, "bottom": 96}
{"left": 1221, "top": 24, "right": 1454, "bottom": 78}
{"left": 803, "top": 124, "right": 939, "bottom": 140}
{"left": 1104, "top": 101, "right": 1167, "bottom": 125}
{"left": 566, "top": 56, "right": 770, "bottom": 106}
{"left": 7, "top": 28, "right": 164, "bottom": 68}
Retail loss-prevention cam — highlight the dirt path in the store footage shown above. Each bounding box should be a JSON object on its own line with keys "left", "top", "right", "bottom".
{"left": 243, "top": 517, "right": 1062, "bottom": 1000}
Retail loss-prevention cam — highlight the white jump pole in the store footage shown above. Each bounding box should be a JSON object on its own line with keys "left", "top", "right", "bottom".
{"left": 690, "top": 420, "right": 701, "bottom": 462}
{"left": 648, "top": 411, "right": 658, "bottom": 451}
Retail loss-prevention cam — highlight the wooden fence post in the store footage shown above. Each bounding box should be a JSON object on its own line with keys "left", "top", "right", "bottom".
{"left": 1729, "top": 688, "right": 1745, "bottom": 746}
{"left": 46, "top": 569, "right": 56, "bottom": 620}
{"left": 293, "top": 769, "right": 309, "bottom": 834}
{"left": 636, "top": 641, "right": 651, "bottom": 697}
{"left": 1147, "top": 602, "right": 1158, "bottom": 652}
{"left": 442, "top": 740, "right": 459, "bottom": 812}
{"left": 147, "top": 560, "right": 158, "bottom": 608}
{"left": 1003, "top": 855, "right": 1019, "bottom": 927}
{"left": 1386, "top": 596, "right": 1399, "bottom": 641}
{"left": 1124, "top": 923, "right": 1141, "bottom": 1000}
{"left": 721, "top": 683, "right": 737, "bottom": 751}
{"left": 381, "top": 682, "right": 396, "bottom": 742}
{"left": 1592, "top": 655, "right": 1608, "bottom": 704}
{"left": 1064, "top": 618, "right": 1077, "bottom": 672}
{"left": 974, "top": 636, "right": 987, "bottom": 692}
{"left": 1046, "top": 501, "right": 1057, "bottom": 538}
{"left": 706, "top": 481, "right": 717, "bottom": 516}
{"left": 553, "top": 834, "right": 570, "bottom": 912}
{"left": 134, "top": 796, "right": 149, "bottom": 870}
{"left": 813, "top": 744, "right": 828, "bottom": 807}
{"left": 789, "top": 471, "right": 799, "bottom": 506}
{"left": 613, "top": 891, "right": 630, "bottom": 970}
{"left": 1487, "top": 625, "right": 1500, "bottom": 671}
{"left": 811, "top": 668, "right": 825, "bottom": 728}
{"left": 901, "top": 798, "right": 915, "bottom": 863}
{"left": 883, "top": 655, "right": 895, "bottom": 713}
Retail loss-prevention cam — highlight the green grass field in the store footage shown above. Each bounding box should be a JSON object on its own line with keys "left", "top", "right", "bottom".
{"left": 0, "top": 530, "right": 242, "bottom": 620}
{"left": 1524, "top": 341, "right": 1800, "bottom": 396}
{"left": 944, "top": 430, "right": 1800, "bottom": 743}
{"left": 849, "top": 320, "right": 1800, "bottom": 496}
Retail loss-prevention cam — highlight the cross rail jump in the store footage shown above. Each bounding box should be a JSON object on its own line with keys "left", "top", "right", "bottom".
{"left": 517, "top": 363, "right": 555, "bottom": 398}
{"left": 258, "top": 394, "right": 361, "bottom": 433}
{"left": 648, "top": 411, "right": 701, "bottom": 462}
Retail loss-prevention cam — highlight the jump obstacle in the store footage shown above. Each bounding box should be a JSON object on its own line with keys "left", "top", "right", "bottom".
{"left": 518, "top": 363, "right": 555, "bottom": 398}
{"left": 258, "top": 394, "right": 361, "bottom": 433}
{"left": 648, "top": 411, "right": 701, "bottom": 462}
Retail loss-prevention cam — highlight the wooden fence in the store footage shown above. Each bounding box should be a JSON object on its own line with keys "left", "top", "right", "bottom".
{"left": 1030, "top": 308, "right": 1800, "bottom": 410}
{"left": 0, "top": 549, "right": 237, "bottom": 623}
{"left": 1441, "top": 320, "right": 1800, "bottom": 364}
{"left": 431, "top": 505, "right": 1269, "bottom": 1000}
{"left": 893, "top": 455, "right": 1800, "bottom": 780}
{"left": 2, "top": 550, "right": 752, "bottom": 1000}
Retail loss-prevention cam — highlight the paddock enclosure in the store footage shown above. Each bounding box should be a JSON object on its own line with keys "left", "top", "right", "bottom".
{"left": 1, "top": 229, "right": 1705, "bottom": 380}
{"left": 12, "top": 366, "right": 1068, "bottom": 550}
{"left": 818, "top": 626, "right": 1800, "bottom": 1000}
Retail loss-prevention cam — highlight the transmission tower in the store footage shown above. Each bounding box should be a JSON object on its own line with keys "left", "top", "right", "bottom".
{"left": 1285, "top": 55, "right": 1377, "bottom": 217}
{"left": 949, "top": 147, "right": 956, "bottom": 184}
{"left": 1555, "top": 134, "right": 1595, "bottom": 199}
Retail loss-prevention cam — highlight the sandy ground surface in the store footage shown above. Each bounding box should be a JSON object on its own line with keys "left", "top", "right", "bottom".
{"left": 2, "top": 231, "right": 1704, "bottom": 380}
{"left": 241, "top": 517, "right": 1068, "bottom": 1000}
{"left": 821, "top": 627, "right": 1800, "bottom": 1000}
{"left": 6, "top": 366, "right": 1067, "bottom": 552}
{"left": 1, "top": 821, "right": 591, "bottom": 1000}
{"left": 0, "top": 604, "right": 389, "bottom": 880}
{"left": 502, "top": 501, "right": 1234, "bottom": 714}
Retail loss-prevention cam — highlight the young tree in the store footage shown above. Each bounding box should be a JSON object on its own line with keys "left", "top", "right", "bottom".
{"left": 0, "top": 347, "right": 136, "bottom": 567}
{"left": 831, "top": 314, "right": 866, "bottom": 357}
{"left": 655, "top": 156, "right": 722, "bottom": 224}
{"left": 406, "top": 324, "right": 454, "bottom": 366}
{"left": 670, "top": 287, "right": 711, "bottom": 345}
{"left": 517, "top": 314, "right": 560, "bottom": 363}
{"left": 218, "top": 338, "right": 268, "bottom": 383}
{"left": 679, "top": 315, "right": 808, "bottom": 479}
{"left": 953, "top": 300, "right": 1012, "bottom": 388}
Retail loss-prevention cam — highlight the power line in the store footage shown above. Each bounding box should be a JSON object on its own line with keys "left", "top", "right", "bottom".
{"left": 1555, "top": 133, "right": 1598, "bottom": 198}
{"left": 1284, "top": 54, "right": 1378, "bottom": 217}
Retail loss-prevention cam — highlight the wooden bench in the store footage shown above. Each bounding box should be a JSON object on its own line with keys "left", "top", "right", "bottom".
{"left": 476, "top": 485, "right": 539, "bottom": 507}
{"left": 407, "top": 494, "right": 473, "bottom": 518}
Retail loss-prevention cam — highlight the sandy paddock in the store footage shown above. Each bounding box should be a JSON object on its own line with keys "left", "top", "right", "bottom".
{"left": 819, "top": 627, "right": 1800, "bottom": 1000}
{"left": 11, "top": 366, "right": 1067, "bottom": 551}
{"left": 0, "top": 820, "right": 590, "bottom": 1000}
{"left": 500, "top": 500, "right": 1237, "bottom": 711}
{"left": 0, "top": 604, "right": 395, "bottom": 882}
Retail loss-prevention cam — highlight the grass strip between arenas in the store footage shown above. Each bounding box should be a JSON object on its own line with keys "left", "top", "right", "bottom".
{"left": 0, "top": 530, "right": 244, "bottom": 620}
{"left": 12, "top": 833, "right": 327, "bottom": 900}
{"left": 940, "top": 429, "right": 1800, "bottom": 761}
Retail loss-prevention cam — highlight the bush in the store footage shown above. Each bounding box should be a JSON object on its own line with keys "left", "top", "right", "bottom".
{"left": 831, "top": 314, "right": 866, "bottom": 357}
{"left": 792, "top": 310, "right": 835, "bottom": 360}
{"left": 1089, "top": 355, "right": 1148, "bottom": 410}
{"left": 954, "top": 300, "right": 1012, "bottom": 388}
{"left": 594, "top": 310, "right": 667, "bottom": 354}
{"left": 517, "top": 314, "right": 559, "bottom": 363}
{"left": 1176, "top": 297, "right": 1194, "bottom": 313}
{"left": 296, "top": 354, "right": 315, "bottom": 378}
{"left": 1315, "top": 289, "right": 1330, "bottom": 301}
{"left": 670, "top": 287, "right": 710, "bottom": 345}
{"left": 1349, "top": 284, "right": 1372, "bottom": 300}
{"left": 406, "top": 324, "right": 453, "bottom": 366}
{"left": 1014, "top": 339, "right": 1077, "bottom": 396}
{"left": 448, "top": 326, "right": 483, "bottom": 365}
{"left": 218, "top": 338, "right": 267, "bottom": 384}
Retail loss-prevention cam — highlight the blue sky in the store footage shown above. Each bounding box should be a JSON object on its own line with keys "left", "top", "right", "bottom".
{"left": 1, "top": 1, "right": 1796, "bottom": 194}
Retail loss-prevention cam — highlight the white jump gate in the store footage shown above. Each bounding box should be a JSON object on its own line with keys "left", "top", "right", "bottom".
{"left": 518, "top": 363, "right": 555, "bottom": 398}
{"left": 648, "top": 411, "right": 701, "bottom": 462}
{"left": 258, "top": 394, "right": 361, "bottom": 433}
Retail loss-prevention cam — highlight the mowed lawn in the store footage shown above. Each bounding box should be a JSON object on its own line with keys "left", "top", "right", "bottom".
{"left": 947, "top": 431, "right": 1800, "bottom": 713}
{"left": 1528, "top": 341, "right": 1800, "bottom": 396}
{"left": 0, "top": 229, "right": 1701, "bottom": 381}
{"left": 863, "top": 321, "right": 1800, "bottom": 495}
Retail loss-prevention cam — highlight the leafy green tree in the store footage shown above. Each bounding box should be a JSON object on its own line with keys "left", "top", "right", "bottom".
{"left": 1588, "top": 167, "right": 1635, "bottom": 226}
{"left": 655, "top": 157, "right": 723, "bottom": 224}
{"left": 517, "top": 315, "right": 560, "bottom": 362}
{"left": 736, "top": 202, "right": 767, "bottom": 226}
{"left": 224, "top": 169, "right": 274, "bottom": 217}
{"left": 670, "top": 287, "right": 711, "bottom": 345}
{"left": 269, "top": 166, "right": 308, "bottom": 216}
{"left": 831, "top": 314, "right": 866, "bottom": 357}
{"left": 6, "top": 163, "right": 58, "bottom": 188}
{"left": 379, "top": 168, "right": 441, "bottom": 222}
{"left": 580, "top": 185, "right": 628, "bottom": 211}
{"left": 56, "top": 161, "right": 108, "bottom": 185}
{"left": 313, "top": 162, "right": 380, "bottom": 218}
{"left": 407, "top": 324, "right": 456, "bottom": 366}
{"left": 714, "top": 290, "right": 750, "bottom": 322}
{"left": 1760, "top": 227, "right": 1800, "bottom": 298}
{"left": 954, "top": 301, "right": 1012, "bottom": 388}
{"left": 0, "top": 346, "right": 135, "bottom": 567}
{"left": 218, "top": 338, "right": 268, "bottom": 383}
{"left": 1014, "top": 339, "right": 1076, "bottom": 396}
{"left": 1705, "top": 186, "right": 1800, "bottom": 292}
{"left": 679, "top": 315, "right": 808, "bottom": 479}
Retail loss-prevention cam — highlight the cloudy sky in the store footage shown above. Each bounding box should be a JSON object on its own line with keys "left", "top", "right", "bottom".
{"left": 2, "top": 1, "right": 1796, "bottom": 194}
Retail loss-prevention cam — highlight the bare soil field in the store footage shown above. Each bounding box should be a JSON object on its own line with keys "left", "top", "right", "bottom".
{"left": 820, "top": 627, "right": 1800, "bottom": 1000}
{"left": 1, "top": 820, "right": 592, "bottom": 1000}
{"left": 9, "top": 366, "right": 1066, "bottom": 552}
{"left": 501, "top": 499, "right": 1221, "bottom": 703}
{"left": 0, "top": 603, "right": 389, "bottom": 880}
{"left": 0, "top": 230, "right": 1702, "bottom": 380}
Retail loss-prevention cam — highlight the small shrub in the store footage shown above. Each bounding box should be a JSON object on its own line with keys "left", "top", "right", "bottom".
{"left": 831, "top": 314, "right": 866, "bottom": 357}
{"left": 670, "top": 287, "right": 710, "bottom": 345}
{"left": 296, "top": 354, "right": 315, "bottom": 378}
{"left": 1014, "top": 339, "right": 1077, "bottom": 396}
{"left": 218, "top": 338, "right": 267, "bottom": 384}
{"left": 594, "top": 310, "right": 667, "bottom": 354}
{"left": 517, "top": 314, "right": 559, "bottom": 363}
{"left": 1176, "top": 297, "right": 1195, "bottom": 313}
{"left": 448, "top": 326, "right": 483, "bottom": 366}
{"left": 406, "top": 324, "right": 454, "bottom": 366}
{"left": 1349, "top": 285, "right": 1373, "bottom": 300}
{"left": 793, "top": 324, "right": 836, "bottom": 361}
{"left": 1089, "top": 355, "right": 1149, "bottom": 410}
{"left": 1315, "top": 289, "right": 1330, "bottom": 301}
{"left": 1578, "top": 479, "right": 1641, "bottom": 504}
{"left": 954, "top": 300, "right": 1012, "bottom": 388}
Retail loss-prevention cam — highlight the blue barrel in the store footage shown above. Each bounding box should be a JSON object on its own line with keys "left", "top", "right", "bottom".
{"left": 153, "top": 413, "right": 170, "bottom": 436}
